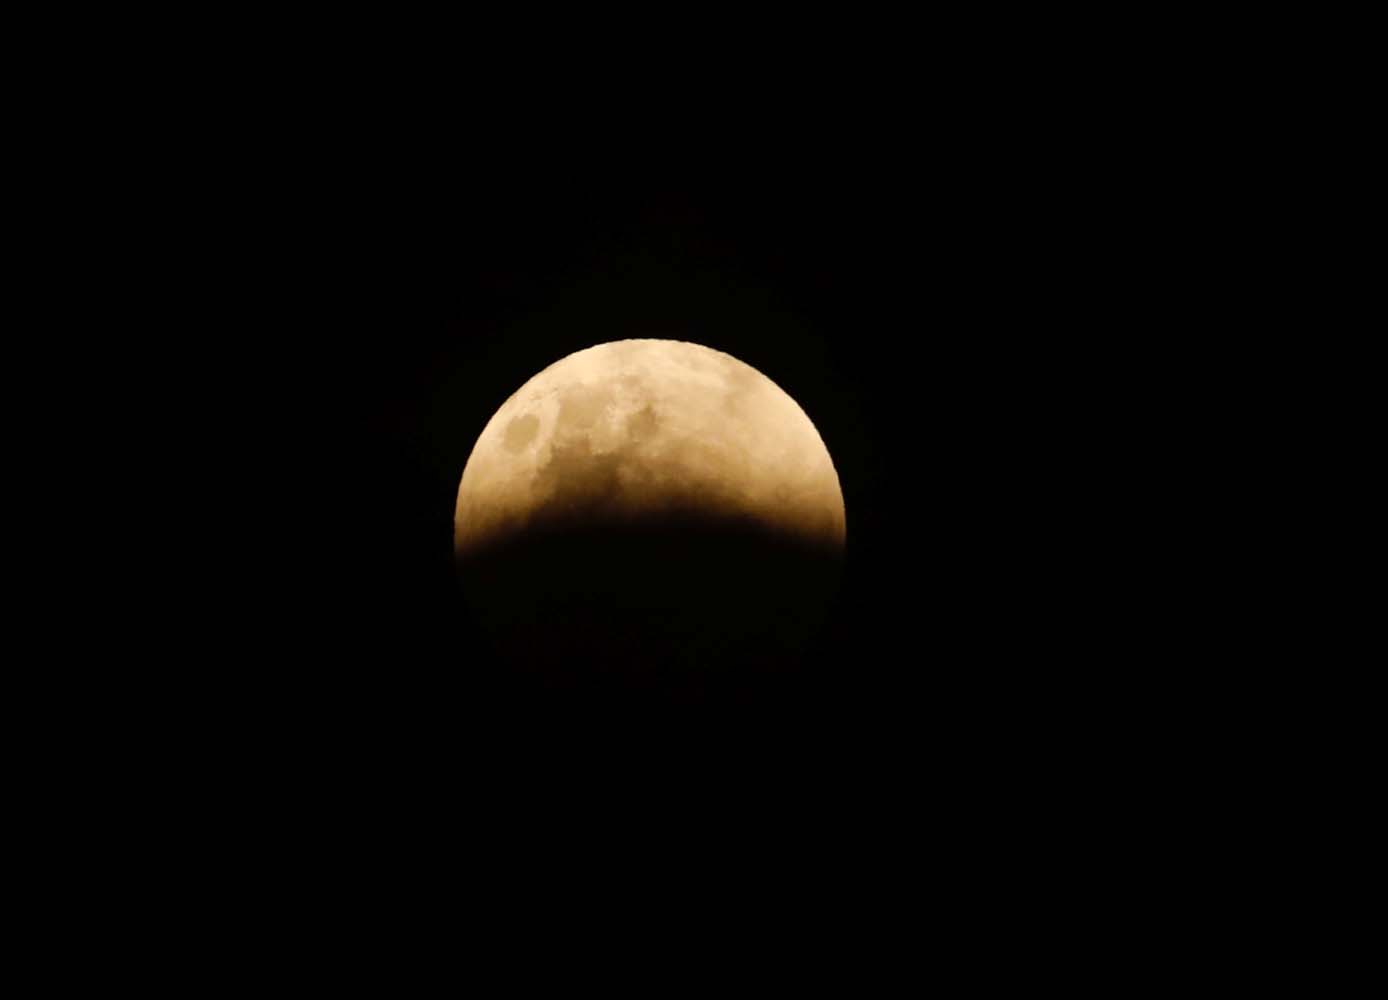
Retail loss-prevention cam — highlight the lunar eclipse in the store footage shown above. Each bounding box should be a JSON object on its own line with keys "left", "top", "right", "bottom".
{"left": 454, "top": 339, "right": 846, "bottom": 699}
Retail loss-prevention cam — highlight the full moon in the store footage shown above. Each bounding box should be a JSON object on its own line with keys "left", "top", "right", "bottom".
{"left": 454, "top": 339, "right": 846, "bottom": 696}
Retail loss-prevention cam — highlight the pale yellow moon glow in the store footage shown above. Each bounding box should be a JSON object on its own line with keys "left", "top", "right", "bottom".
{"left": 454, "top": 339, "right": 845, "bottom": 557}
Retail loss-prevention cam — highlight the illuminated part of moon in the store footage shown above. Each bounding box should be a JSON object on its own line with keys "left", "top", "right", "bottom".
{"left": 454, "top": 339, "right": 845, "bottom": 558}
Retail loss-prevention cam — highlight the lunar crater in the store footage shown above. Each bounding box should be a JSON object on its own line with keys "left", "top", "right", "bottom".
{"left": 503, "top": 413, "right": 540, "bottom": 452}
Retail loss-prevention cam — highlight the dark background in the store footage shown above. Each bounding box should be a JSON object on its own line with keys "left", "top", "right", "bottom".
{"left": 44, "top": 22, "right": 1233, "bottom": 971}
{"left": 191, "top": 69, "right": 1160, "bottom": 918}
{"left": 253, "top": 153, "right": 1109, "bottom": 761}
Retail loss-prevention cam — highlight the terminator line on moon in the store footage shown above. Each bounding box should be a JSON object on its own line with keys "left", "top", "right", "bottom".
{"left": 454, "top": 339, "right": 846, "bottom": 558}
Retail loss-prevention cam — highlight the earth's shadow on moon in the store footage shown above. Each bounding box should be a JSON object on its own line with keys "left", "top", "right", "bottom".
{"left": 455, "top": 508, "right": 844, "bottom": 711}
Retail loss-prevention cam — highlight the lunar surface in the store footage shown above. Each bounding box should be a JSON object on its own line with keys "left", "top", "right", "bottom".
{"left": 453, "top": 339, "right": 845, "bottom": 697}
{"left": 455, "top": 339, "right": 845, "bottom": 557}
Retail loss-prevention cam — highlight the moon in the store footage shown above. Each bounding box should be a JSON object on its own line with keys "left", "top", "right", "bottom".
{"left": 453, "top": 339, "right": 846, "bottom": 695}
{"left": 455, "top": 339, "right": 845, "bottom": 558}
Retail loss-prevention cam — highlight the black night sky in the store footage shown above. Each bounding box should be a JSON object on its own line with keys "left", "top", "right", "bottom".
{"left": 44, "top": 18, "right": 1233, "bottom": 971}
{"left": 209, "top": 75, "right": 1147, "bottom": 894}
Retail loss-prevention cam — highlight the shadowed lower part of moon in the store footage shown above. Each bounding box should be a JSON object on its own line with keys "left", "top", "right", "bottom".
{"left": 457, "top": 512, "right": 843, "bottom": 702}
